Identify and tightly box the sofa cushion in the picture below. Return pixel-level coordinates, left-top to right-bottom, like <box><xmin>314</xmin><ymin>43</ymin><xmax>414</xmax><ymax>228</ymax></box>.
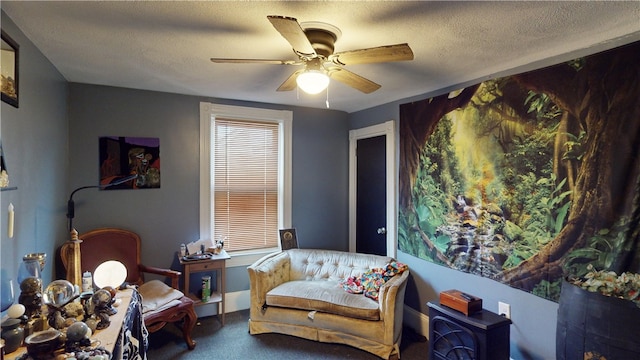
<box><xmin>266</xmin><ymin>280</ymin><xmax>380</xmax><ymax>320</ymax></box>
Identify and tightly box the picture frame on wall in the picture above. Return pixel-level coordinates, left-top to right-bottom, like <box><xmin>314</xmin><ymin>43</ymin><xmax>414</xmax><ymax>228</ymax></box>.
<box><xmin>99</xmin><ymin>136</ymin><xmax>161</xmax><ymax>189</ymax></box>
<box><xmin>1</xmin><ymin>30</ymin><xmax>19</xmax><ymax>108</ymax></box>
<box><xmin>0</xmin><ymin>141</ymin><xmax>10</xmax><ymax>189</ymax></box>
<box><xmin>279</xmin><ymin>228</ymin><xmax>299</xmax><ymax>250</ymax></box>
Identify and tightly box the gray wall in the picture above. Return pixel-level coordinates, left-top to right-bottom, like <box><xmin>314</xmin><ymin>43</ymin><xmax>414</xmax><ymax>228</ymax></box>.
<box><xmin>1</xmin><ymin>12</ymin><xmax>68</xmax><ymax>288</ymax></box>
<box><xmin>67</xmin><ymin>83</ymin><xmax>349</xmax><ymax>293</ymax></box>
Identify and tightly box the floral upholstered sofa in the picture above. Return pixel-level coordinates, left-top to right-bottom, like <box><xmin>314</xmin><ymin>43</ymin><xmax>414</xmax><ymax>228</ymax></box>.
<box><xmin>247</xmin><ymin>249</ymin><xmax>409</xmax><ymax>359</ymax></box>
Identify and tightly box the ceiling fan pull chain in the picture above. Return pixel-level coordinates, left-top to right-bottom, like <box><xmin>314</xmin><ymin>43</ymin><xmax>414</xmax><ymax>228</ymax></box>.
<box><xmin>325</xmin><ymin>85</ymin><xmax>330</xmax><ymax>108</ymax></box>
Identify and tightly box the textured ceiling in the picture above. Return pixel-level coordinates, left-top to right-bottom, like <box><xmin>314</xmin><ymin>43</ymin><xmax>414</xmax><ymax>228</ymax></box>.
<box><xmin>3</xmin><ymin>1</ymin><xmax>640</xmax><ymax>113</ymax></box>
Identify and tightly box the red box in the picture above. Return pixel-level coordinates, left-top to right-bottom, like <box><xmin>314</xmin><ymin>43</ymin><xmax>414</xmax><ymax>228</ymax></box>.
<box><xmin>439</xmin><ymin>289</ymin><xmax>482</xmax><ymax>316</ymax></box>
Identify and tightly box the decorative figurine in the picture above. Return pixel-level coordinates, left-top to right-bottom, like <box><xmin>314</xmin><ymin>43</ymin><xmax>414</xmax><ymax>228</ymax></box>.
<box><xmin>90</xmin><ymin>289</ymin><xmax>113</xmax><ymax>330</ymax></box>
<box><xmin>208</xmin><ymin>235</ymin><xmax>226</xmax><ymax>254</ymax></box>
<box><xmin>65</xmin><ymin>321</ymin><xmax>92</xmax><ymax>352</ymax></box>
<box><xmin>42</xmin><ymin>280</ymin><xmax>79</xmax><ymax>330</ymax></box>
<box><xmin>63</xmin><ymin>301</ymin><xmax>85</xmax><ymax>321</ymax></box>
<box><xmin>101</xmin><ymin>286</ymin><xmax>118</xmax><ymax>315</ymax></box>
<box><xmin>63</xmin><ymin>229</ymin><xmax>84</xmax><ymax>289</ymax></box>
<box><xmin>18</xmin><ymin>277</ymin><xmax>43</xmax><ymax>320</ymax></box>
<box><xmin>46</xmin><ymin>306</ymin><xmax>66</xmax><ymax>330</ymax></box>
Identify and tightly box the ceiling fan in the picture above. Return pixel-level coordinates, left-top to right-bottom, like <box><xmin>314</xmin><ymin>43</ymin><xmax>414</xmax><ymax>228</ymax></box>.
<box><xmin>210</xmin><ymin>15</ymin><xmax>414</xmax><ymax>94</ymax></box>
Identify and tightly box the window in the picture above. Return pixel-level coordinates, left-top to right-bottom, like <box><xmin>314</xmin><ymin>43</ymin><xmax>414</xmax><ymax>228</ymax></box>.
<box><xmin>200</xmin><ymin>103</ymin><xmax>292</xmax><ymax>266</ymax></box>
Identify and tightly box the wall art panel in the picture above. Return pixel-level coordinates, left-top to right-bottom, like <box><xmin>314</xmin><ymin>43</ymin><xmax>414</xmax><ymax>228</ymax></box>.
<box><xmin>399</xmin><ymin>41</ymin><xmax>640</xmax><ymax>301</ymax></box>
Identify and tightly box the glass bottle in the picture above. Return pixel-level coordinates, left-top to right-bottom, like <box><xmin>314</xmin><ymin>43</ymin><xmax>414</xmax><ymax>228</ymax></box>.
<box><xmin>82</xmin><ymin>271</ymin><xmax>93</xmax><ymax>293</ymax></box>
<box><xmin>17</xmin><ymin>256</ymin><xmax>42</xmax><ymax>290</ymax></box>
<box><xmin>1</xmin><ymin>277</ymin><xmax>15</xmax><ymax>313</ymax></box>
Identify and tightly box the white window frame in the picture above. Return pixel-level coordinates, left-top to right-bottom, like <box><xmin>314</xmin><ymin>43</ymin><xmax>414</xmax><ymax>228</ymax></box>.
<box><xmin>200</xmin><ymin>102</ymin><xmax>292</xmax><ymax>267</ymax></box>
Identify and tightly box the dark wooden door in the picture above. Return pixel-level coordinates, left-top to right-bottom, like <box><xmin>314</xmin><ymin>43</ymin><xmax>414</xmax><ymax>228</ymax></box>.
<box><xmin>356</xmin><ymin>135</ymin><xmax>387</xmax><ymax>256</ymax></box>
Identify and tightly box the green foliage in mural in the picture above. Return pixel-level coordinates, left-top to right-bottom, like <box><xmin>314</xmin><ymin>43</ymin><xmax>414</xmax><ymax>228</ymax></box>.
<box><xmin>413</xmin><ymin>115</ymin><xmax>461</xmax><ymax>240</ymax></box>
<box><xmin>502</xmin><ymin>174</ymin><xmax>572</xmax><ymax>269</ymax></box>
<box><xmin>525</xmin><ymin>92</ymin><xmax>562</xmax><ymax>121</ymax></box>
<box><xmin>562</xmin><ymin>130</ymin><xmax>586</xmax><ymax>162</ymax></box>
<box><xmin>399</xmin><ymin>115</ymin><xmax>463</xmax><ymax>262</ymax></box>
<box><xmin>564</xmin><ymin>216</ymin><xmax>632</xmax><ymax>279</ymax></box>
<box><xmin>532</xmin><ymin>278</ymin><xmax>563</xmax><ymax>301</ymax></box>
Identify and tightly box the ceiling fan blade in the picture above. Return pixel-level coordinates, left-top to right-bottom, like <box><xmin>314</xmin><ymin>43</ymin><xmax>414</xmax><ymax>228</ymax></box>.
<box><xmin>267</xmin><ymin>15</ymin><xmax>316</xmax><ymax>58</ymax></box>
<box><xmin>326</xmin><ymin>67</ymin><xmax>381</xmax><ymax>94</ymax></box>
<box><xmin>277</xmin><ymin>70</ymin><xmax>303</xmax><ymax>92</ymax></box>
<box><xmin>210</xmin><ymin>58</ymin><xmax>300</xmax><ymax>65</ymax></box>
<box><xmin>328</xmin><ymin>43</ymin><xmax>414</xmax><ymax>66</ymax></box>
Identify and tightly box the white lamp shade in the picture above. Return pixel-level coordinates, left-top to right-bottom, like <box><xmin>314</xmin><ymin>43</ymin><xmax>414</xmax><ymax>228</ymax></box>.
<box><xmin>93</xmin><ymin>260</ymin><xmax>127</xmax><ymax>289</ymax></box>
<box><xmin>296</xmin><ymin>70</ymin><xmax>330</xmax><ymax>94</ymax></box>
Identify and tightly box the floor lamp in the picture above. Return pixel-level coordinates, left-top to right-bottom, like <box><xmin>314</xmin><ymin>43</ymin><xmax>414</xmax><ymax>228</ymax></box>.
<box><xmin>63</xmin><ymin>174</ymin><xmax>138</xmax><ymax>287</ymax></box>
<box><xmin>66</xmin><ymin>174</ymin><xmax>138</xmax><ymax>232</ymax></box>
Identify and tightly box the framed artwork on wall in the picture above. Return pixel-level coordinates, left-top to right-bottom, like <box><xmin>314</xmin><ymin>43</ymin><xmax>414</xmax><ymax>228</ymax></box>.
<box><xmin>99</xmin><ymin>136</ymin><xmax>161</xmax><ymax>189</ymax></box>
<box><xmin>0</xmin><ymin>141</ymin><xmax>11</xmax><ymax>189</ymax></box>
<box><xmin>1</xmin><ymin>30</ymin><xmax>19</xmax><ymax>108</ymax></box>
<box><xmin>279</xmin><ymin>228</ymin><xmax>298</xmax><ymax>250</ymax></box>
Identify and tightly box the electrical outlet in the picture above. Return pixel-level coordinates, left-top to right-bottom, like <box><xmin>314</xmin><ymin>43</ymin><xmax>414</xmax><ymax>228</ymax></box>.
<box><xmin>498</xmin><ymin>301</ymin><xmax>511</xmax><ymax>319</ymax></box>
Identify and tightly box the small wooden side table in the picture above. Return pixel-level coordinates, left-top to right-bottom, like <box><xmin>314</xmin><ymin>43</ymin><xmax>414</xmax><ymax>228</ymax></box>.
<box><xmin>178</xmin><ymin>250</ymin><xmax>230</xmax><ymax>325</ymax></box>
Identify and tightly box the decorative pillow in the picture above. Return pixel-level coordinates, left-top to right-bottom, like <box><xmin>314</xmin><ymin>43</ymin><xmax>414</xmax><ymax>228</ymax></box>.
<box><xmin>339</xmin><ymin>261</ymin><xmax>408</xmax><ymax>301</ymax></box>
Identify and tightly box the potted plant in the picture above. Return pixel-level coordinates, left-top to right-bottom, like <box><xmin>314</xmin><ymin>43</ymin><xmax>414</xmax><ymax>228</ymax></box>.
<box><xmin>557</xmin><ymin>265</ymin><xmax>640</xmax><ymax>360</ymax></box>
<box><xmin>569</xmin><ymin>264</ymin><xmax>640</xmax><ymax>306</ymax></box>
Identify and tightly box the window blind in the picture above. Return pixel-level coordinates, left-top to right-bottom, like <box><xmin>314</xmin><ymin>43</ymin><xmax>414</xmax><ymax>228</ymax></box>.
<box><xmin>213</xmin><ymin>118</ymin><xmax>279</xmax><ymax>251</ymax></box>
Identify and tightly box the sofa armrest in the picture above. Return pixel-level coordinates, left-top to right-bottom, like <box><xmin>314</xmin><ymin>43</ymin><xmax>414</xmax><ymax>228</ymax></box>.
<box><xmin>378</xmin><ymin>270</ymin><xmax>410</xmax><ymax>342</ymax></box>
<box><xmin>247</xmin><ymin>251</ymin><xmax>291</xmax><ymax>310</ymax></box>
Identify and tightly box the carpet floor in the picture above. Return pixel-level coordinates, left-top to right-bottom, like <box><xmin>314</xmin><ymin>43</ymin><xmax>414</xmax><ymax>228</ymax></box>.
<box><xmin>147</xmin><ymin>310</ymin><xmax>428</xmax><ymax>359</ymax></box>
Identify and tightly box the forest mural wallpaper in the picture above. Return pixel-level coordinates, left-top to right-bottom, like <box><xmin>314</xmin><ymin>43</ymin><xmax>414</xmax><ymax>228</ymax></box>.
<box><xmin>398</xmin><ymin>40</ymin><xmax>640</xmax><ymax>302</ymax></box>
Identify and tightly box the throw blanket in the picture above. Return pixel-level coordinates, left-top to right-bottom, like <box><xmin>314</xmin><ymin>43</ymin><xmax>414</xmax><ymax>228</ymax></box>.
<box><xmin>340</xmin><ymin>262</ymin><xmax>408</xmax><ymax>301</ymax></box>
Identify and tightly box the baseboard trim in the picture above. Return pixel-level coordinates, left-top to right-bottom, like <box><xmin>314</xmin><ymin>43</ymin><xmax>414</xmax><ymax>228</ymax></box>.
<box><xmin>403</xmin><ymin>305</ymin><xmax>430</xmax><ymax>340</ymax></box>
<box><xmin>226</xmin><ymin>289</ymin><xmax>251</xmax><ymax>313</ymax></box>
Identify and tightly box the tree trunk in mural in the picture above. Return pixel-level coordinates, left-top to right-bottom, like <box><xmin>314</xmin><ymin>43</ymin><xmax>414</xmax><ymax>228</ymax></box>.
<box><xmin>399</xmin><ymin>85</ymin><xmax>480</xmax><ymax>262</ymax></box>
<box><xmin>399</xmin><ymin>84</ymin><xmax>480</xmax><ymax>209</ymax></box>
<box><xmin>553</xmin><ymin>111</ymin><xmax>580</xmax><ymax>194</ymax></box>
<box><xmin>501</xmin><ymin>42</ymin><xmax>640</xmax><ymax>290</ymax></box>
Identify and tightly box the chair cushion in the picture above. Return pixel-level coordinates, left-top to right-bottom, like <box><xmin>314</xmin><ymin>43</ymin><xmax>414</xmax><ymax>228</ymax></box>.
<box><xmin>138</xmin><ymin>280</ymin><xmax>185</xmax><ymax>314</ymax></box>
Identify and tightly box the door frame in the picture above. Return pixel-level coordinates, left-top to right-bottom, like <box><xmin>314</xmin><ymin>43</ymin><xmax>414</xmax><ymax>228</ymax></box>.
<box><xmin>349</xmin><ymin>120</ymin><xmax>397</xmax><ymax>257</ymax></box>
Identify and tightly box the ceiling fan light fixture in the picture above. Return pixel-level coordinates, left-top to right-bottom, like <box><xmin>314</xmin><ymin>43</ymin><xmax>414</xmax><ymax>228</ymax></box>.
<box><xmin>296</xmin><ymin>70</ymin><xmax>330</xmax><ymax>94</ymax></box>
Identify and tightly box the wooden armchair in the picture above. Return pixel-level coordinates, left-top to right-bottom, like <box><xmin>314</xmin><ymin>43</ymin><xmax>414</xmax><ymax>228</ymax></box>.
<box><xmin>60</xmin><ymin>228</ymin><xmax>197</xmax><ymax>350</ymax></box>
